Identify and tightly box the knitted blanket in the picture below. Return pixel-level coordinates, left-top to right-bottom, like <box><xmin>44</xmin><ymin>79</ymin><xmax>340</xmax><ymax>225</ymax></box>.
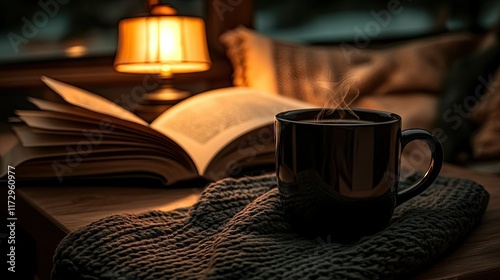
<box><xmin>52</xmin><ymin>173</ymin><xmax>489</xmax><ymax>280</ymax></box>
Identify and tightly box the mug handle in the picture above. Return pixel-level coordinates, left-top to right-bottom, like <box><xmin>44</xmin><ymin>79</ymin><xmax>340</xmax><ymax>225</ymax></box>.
<box><xmin>396</xmin><ymin>129</ymin><xmax>443</xmax><ymax>206</ymax></box>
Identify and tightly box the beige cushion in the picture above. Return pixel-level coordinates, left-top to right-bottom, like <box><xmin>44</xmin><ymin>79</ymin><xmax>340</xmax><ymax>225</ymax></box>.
<box><xmin>220</xmin><ymin>26</ymin><xmax>479</xmax><ymax>130</ymax></box>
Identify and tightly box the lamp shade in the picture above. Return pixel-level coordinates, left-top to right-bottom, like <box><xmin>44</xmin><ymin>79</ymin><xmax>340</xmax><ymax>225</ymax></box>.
<box><xmin>114</xmin><ymin>15</ymin><xmax>211</xmax><ymax>76</ymax></box>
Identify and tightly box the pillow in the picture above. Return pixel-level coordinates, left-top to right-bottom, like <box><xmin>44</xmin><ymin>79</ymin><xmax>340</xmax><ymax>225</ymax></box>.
<box><xmin>470</xmin><ymin>69</ymin><xmax>500</xmax><ymax>159</ymax></box>
<box><xmin>435</xmin><ymin>32</ymin><xmax>500</xmax><ymax>163</ymax></box>
<box><xmin>220</xmin><ymin>26</ymin><xmax>479</xmax><ymax>101</ymax></box>
<box><xmin>220</xmin><ymin>26</ymin><xmax>480</xmax><ymax>129</ymax></box>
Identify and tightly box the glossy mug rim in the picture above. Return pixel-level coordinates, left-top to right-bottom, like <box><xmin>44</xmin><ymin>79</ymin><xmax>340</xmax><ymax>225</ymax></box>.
<box><xmin>275</xmin><ymin>108</ymin><xmax>402</xmax><ymax>126</ymax></box>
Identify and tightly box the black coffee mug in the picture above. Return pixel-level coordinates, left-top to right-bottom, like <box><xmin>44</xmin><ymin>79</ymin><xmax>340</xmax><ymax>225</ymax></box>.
<box><xmin>275</xmin><ymin>108</ymin><xmax>443</xmax><ymax>242</ymax></box>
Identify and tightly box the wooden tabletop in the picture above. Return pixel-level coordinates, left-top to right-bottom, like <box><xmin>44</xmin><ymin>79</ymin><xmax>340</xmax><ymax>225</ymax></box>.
<box><xmin>19</xmin><ymin>185</ymin><xmax>202</xmax><ymax>233</ymax></box>
<box><xmin>15</xmin><ymin>164</ymin><xmax>500</xmax><ymax>279</ymax></box>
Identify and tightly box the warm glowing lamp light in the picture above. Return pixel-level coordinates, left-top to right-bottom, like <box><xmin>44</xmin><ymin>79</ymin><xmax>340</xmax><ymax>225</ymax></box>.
<box><xmin>114</xmin><ymin>4</ymin><xmax>211</xmax><ymax>104</ymax></box>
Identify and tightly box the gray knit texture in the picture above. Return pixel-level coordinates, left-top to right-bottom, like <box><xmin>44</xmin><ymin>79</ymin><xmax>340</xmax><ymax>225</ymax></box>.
<box><xmin>52</xmin><ymin>173</ymin><xmax>489</xmax><ymax>280</ymax></box>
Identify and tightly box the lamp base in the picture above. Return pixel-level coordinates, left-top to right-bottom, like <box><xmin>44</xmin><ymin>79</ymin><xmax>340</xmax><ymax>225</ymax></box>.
<box><xmin>135</xmin><ymin>85</ymin><xmax>191</xmax><ymax>122</ymax></box>
<box><xmin>143</xmin><ymin>86</ymin><xmax>191</xmax><ymax>104</ymax></box>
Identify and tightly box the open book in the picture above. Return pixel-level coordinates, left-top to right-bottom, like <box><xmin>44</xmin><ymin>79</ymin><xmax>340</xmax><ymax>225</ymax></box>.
<box><xmin>1</xmin><ymin>77</ymin><xmax>312</xmax><ymax>185</ymax></box>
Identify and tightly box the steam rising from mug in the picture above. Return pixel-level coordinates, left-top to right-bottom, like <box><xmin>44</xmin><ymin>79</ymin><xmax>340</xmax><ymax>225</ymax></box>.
<box><xmin>315</xmin><ymin>74</ymin><xmax>360</xmax><ymax>121</ymax></box>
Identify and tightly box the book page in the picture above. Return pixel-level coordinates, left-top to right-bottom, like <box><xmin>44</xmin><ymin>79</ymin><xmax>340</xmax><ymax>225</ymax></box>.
<box><xmin>150</xmin><ymin>87</ymin><xmax>313</xmax><ymax>174</ymax></box>
<box><xmin>12</xmin><ymin>125</ymin><xmax>155</xmax><ymax>148</ymax></box>
<box><xmin>27</xmin><ymin>98</ymin><xmax>176</xmax><ymax>146</ymax></box>
<box><xmin>41</xmin><ymin>76</ymin><xmax>148</xmax><ymax>126</ymax></box>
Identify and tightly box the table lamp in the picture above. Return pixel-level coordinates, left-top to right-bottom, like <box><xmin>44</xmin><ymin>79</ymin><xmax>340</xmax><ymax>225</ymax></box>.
<box><xmin>114</xmin><ymin>2</ymin><xmax>211</xmax><ymax>119</ymax></box>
